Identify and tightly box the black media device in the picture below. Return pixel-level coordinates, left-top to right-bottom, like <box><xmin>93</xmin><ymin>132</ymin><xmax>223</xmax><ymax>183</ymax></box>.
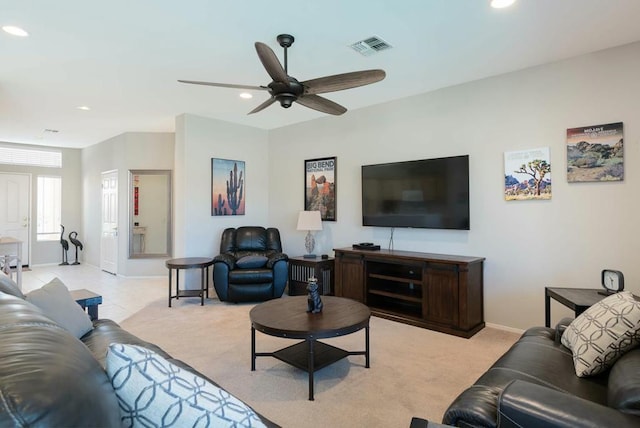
<box><xmin>353</xmin><ymin>243</ymin><xmax>381</xmax><ymax>251</ymax></box>
<box><xmin>361</xmin><ymin>155</ymin><xmax>470</xmax><ymax>230</ymax></box>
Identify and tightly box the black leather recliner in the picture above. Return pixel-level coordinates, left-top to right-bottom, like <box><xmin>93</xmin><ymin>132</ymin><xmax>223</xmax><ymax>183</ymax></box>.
<box><xmin>213</xmin><ymin>227</ymin><xmax>288</xmax><ymax>303</ymax></box>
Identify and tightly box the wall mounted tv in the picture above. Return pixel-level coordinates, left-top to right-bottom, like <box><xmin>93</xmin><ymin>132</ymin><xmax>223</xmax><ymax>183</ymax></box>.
<box><xmin>361</xmin><ymin>155</ymin><xmax>470</xmax><ymax>230</ymax></box>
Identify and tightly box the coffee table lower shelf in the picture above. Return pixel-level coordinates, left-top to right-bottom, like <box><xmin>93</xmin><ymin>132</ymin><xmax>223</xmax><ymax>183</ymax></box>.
<box><xmin>253</xmin><ymin>337</ymin><xmax>367</xmax><ymax>401</ymax></box>
<box><xmin>270</xmin><ymin>341</ymin><xmax>350</xmax><ymax>372</ymax></box>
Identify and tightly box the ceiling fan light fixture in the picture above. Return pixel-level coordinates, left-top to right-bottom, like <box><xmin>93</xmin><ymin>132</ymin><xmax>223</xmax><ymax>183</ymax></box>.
<box><xmin>239</xmin><ymin>92</ymin><xmax>253</xmax><ymax>99</ymax></box>
<box><xmin>276</xmin><ymin>94</ymin><xmax>297</xmax><ymax>108</ymax></box>
<box><xmin>2</xmin><ymin>25</ymin><xmax>29</xmax><ymax>37</ymax></box>
<box><xmin>490</xmin><ymin>0</ymin><xmax>516</xmax><ymax>8</ymax></box>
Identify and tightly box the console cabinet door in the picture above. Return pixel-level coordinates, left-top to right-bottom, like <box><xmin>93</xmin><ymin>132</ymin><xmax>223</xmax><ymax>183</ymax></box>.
<box><xmin>335</xmin><ymin>253</ymin><xmax>364</xmax><ymax>302</ymax></box>
<box><xmin>424</xmin><ymin>264</ymin><xmax>459</xmax><ymax>326</ymax></box>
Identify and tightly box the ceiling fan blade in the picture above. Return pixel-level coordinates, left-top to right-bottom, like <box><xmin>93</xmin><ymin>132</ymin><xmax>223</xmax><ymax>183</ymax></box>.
<box><xmin>254</xmin><ymin>42</ymin><xmax>289</xmax><ymax>83</ymax></box>
<box><xmin>178</xmin><ymin>80</ymin><xmax>268</xmax><ymax>91</ymax></box>
<box><xmin>296</xmin><ymin>94</ymin><xmax>347</xmax><ymax>116</ymax></box>
<box><xmin>302</xmin><ymin>69</ymin><xmax>386</xmax><ymax>95</ymax></box>
<box><xmin>248</xmin><ymin>97</ymin><xmax>277</xmax><ymax>115</ymax></box>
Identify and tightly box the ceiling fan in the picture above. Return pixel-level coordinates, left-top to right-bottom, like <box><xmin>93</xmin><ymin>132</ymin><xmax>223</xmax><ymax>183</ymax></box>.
<box><xmin>178</xmin><ymin>34</ymin><xmax>386</xmax><ymax>116</ymax></box>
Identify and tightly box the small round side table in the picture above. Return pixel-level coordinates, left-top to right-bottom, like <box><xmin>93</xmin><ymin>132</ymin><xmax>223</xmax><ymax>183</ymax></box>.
<box><xmin>166</xmin><ymin>257</ymin><xmax>214</xmax><ymax>307</ymax></box>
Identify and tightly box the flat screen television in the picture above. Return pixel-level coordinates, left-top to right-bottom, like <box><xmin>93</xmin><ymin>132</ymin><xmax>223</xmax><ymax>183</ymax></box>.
<box><xmin>361</xmin><ymin>155</ymin><xmax>470</xmax><ymax>230</ymax></box>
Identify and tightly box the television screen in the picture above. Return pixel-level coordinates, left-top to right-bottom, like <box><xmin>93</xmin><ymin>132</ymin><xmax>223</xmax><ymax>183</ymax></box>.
<box><xmin>361</xmin><ymin>155</ymin><xmax>470</xmax><ymax>230</ymax></box>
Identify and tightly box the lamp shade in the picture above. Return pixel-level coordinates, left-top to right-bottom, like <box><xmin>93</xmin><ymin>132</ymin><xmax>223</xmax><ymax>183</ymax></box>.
<box><xmin>296</xmin><ymin>210</ymin><xmax>322</xmax><ymax>231</ymax></box>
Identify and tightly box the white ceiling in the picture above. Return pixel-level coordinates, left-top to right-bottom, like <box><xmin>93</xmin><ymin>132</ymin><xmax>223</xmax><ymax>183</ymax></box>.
<box><xmin>3</xmin><ymin>0</ymin><xmax>640</xmax><ymax>149</ymax></box>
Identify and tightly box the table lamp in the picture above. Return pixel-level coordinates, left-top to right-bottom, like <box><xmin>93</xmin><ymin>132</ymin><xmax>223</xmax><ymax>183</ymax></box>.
<box><xmin>296</xmin><ymin>210</ymin><xmax>322</xmax><ymax>258</ymax></box>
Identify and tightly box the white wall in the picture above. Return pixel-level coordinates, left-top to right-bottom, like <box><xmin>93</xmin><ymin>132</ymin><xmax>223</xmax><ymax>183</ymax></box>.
<box><xmin>268</xmin><ymin>41</ymin><xmax>640</xmax><ymax>330</ymax></box>
<box><xmin>81</xmin><ymin>132</ymin><xmax>174</xmax><ymax>276</ymax></box>
<box><xmin>0</xmin><ymin>142</ymin><xmax>82</xmax><ymax>265</ymax></box>
<box><xmin>173</xmin><ymin>114</ymin><xmax>270</xmax><ymax>259</ymax></box>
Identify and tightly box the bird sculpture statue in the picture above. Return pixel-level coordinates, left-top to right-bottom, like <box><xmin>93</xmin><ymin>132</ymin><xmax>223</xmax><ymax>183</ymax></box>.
<box><xmin>69</xmin><ymin>231</ymin><xmax>83</xmax><ymax>265</ymax></box>
<box><xmin>59</xmin><ymin>224</ymin><xmax>69</xmax><ymax>265</ymax></box>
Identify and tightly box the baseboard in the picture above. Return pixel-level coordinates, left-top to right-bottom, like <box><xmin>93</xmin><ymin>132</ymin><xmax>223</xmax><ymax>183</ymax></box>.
<box><xmin>120</xmin><ymin>275</ymin><xmax>166</xmax><ymax>279</ymax></box>
<box><xmin>485</xmin><ymin>322</ymin><xmax>525</xmax><ymax>335</ymax></box>
<box><xmin>30</xmin><ymin>262</ymin><xmax>62</xmax><ymax>267</ymax></box>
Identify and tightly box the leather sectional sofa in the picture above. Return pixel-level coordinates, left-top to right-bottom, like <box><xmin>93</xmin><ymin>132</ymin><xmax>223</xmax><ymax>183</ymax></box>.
<box><xmin>0</xmin><ymin>274</ymin><xmax>277</xmax><ymax>427</ymax></box>
<box><xmin>442</xmin><ymin>319</ymin><xmax>640</xmax><ymax>427</ymax></box>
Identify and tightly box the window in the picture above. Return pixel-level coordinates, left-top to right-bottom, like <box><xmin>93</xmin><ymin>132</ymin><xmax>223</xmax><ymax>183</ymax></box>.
<box><xmin>0</xmin><ymin>145</ymin><xmax>62</xmax><ymax>168</ymax></box>
<box><xmin>37</xmin><ymin>176</ymin><xmax>62</xmax><ymax>241</ymax></box>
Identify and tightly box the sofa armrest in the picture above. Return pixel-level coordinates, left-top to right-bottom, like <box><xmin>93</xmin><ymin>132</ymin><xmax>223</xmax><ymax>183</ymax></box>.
<box><xmin>213</xmin><ymin>253</ymin><xmax>236</xmax><ymax>269</ymax></box>
<box><xmin>266</xmin><ymin>252</ymin><xmax>288</xmax><ymax>269</ymax></box>
<box><xmin>498</xmin><ymin>380</ymin><xmax>640</xmax><ymax>428</ymax></box>
<box><xmin>554</xmin><ymin>317</ymin><xmax>573</xmax><ymax>344</ymax></box>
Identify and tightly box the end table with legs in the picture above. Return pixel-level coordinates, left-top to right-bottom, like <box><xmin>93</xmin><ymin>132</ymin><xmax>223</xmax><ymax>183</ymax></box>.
<box><xmin>166</xmin><ymin>257</ymin><xmax>214</xmax><ymax>307</ymax></box>
<box><xmin>71</xmin><ymin>289</ymin><xmax>102</xmax><ymax>321</ymax></box>
<box><xmin>544</xmin><ymin>287</ymin><xmax>607</xmax><ymax>327</ymax></box>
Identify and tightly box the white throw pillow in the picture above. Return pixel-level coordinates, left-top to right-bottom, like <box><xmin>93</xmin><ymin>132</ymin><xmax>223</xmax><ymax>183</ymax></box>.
<box><xmin>106</xmin><ymin>343</ymin><xmax>267</xmax><ymax>428</ymax></box>
<box><xmin>561</xmin><ymin>291</ymin><xmax>640</xmax><ymax>377</ymax></box>
<box><xmin>25</xmin><ymin>277</ymin><xmax>93</xmax><ymax>338</ymax></box>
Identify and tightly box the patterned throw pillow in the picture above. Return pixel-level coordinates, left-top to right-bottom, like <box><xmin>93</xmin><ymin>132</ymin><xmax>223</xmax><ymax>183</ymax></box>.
<box><xmin>106</xmin><ymin>343</ymin><xmax>266</xmax><ymax>428</ymax></box>
<box><xmin>561</xmin><ymin>291</ymin><xmax>640</xmax><ymax>377</ymax></box>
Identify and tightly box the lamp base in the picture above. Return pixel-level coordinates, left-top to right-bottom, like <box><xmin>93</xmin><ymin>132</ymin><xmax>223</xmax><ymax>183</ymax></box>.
<box><xmin>303</xmin><ymin>254</ymin><xmax>317</xmax><ymax>259</ymax></box>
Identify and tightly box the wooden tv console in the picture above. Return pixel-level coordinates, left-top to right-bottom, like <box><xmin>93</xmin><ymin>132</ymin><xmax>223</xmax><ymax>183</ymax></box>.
<box><xmin>334</xmin><ymin>247</ymin><xmax>485</xmax><ymax>338</ymax></box>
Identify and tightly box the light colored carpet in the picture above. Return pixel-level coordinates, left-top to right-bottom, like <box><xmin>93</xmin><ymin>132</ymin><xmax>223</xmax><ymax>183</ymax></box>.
<box><xmin>121</xmin><ymin>296</ymin><xmax>519</xmax><ymax>428</ymax></box>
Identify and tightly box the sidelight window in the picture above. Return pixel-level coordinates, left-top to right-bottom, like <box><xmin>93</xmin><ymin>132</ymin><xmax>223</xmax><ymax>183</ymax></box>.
<box><xmin>36</xmin><ymin>176</ymin><xmax>62</xmax><ymax>241</ymax></box>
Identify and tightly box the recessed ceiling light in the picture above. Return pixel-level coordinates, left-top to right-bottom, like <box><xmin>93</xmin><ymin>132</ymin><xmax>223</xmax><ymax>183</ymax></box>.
<box><xmin>2</xmin><ymin>25</ymin><xmax>29</xmax><ymax>37</ymax></box>
<box><xmin>239</xmin><ymin>93</ymin><xmax>253</xmax><ymax>99</ymax></box>
<box><xmin>490</xmin><ymin>0</ymin><xmax>516</xmax><ymax>8</ymax></box>
<box><xmin>77</xmin><ymin>106</ymin><xmax>91</xmax><ymax>111</ymax></box>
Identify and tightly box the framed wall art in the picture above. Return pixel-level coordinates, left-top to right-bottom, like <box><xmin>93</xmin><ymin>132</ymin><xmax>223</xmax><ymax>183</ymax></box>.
<box><xmin>211</xmin><ymin>158</ymin><xmax>245</xmax><ymax>216</ymax></box>
<box><xmin>567</xmin><ymin>122</ymin><xmax>623</xmax><ymax>182</ymax></box>
<box><xmin>304</xmin><ymin>156</ymin><xmax>336</xmax><ymax>221</ymax></box>
<box><xmin>504</xmin><ymin>147</ymin><xmax>551</xmax><ymax>201</ymax></box>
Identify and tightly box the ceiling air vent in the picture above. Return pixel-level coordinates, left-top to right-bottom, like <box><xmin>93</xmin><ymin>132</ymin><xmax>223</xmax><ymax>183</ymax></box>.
<box><xmin>349</xmin><ymin>36</ymin><xmax>392</xmax><ymax>57</ymax></box>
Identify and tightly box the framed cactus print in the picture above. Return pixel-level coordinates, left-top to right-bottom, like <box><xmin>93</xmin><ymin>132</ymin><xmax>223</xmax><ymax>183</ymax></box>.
<box><xmin>211</xmin><ymin>158</ymin><xmax>245</xmax><ymax>216</ymax></box>
<box><xmin>304</xmin><ymin>156</ymin><xmax>336</xmax><ymax>221</ymax></box>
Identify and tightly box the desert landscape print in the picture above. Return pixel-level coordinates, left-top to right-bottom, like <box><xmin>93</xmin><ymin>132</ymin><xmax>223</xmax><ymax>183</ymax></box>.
<box><xmin>504</xmin><ymin>147</ymin><xmax>552</xmax><ymax>201</ymax></box>
<box><xmin>567</xmin><ymin>122</ymin><xmax>623</xmax><ymax>182</ymax></box>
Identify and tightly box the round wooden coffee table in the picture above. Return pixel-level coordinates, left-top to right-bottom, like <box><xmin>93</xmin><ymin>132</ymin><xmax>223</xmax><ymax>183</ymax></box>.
<box><xmin>250</xmin><ymin>296</ymin><xmax>371</xmax><ymax>400</ymax></box>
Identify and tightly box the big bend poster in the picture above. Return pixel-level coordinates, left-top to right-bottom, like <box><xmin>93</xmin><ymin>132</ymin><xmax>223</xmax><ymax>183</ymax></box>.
<box><xmin>304</xmin><ymin>157</ymin><xmax>336</xmax><ymax>221</ymax></box>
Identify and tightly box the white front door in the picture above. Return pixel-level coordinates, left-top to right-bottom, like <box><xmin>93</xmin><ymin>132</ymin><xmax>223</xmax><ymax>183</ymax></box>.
<box><xmin>0</xmin><ymin>173</ymin><xmax>30</xmax><ymax>266</ymax></box>
<box><xmin>100</xmin><ymin>171</ymin><xmax>118</xmax><ymax>274</ymax></box>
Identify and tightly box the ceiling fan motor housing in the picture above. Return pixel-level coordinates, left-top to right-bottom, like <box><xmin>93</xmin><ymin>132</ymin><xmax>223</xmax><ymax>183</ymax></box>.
<box><xmin>268</xmin><ymin>78</ymin><xmax>304</xmax><ymax>108</ymax></box>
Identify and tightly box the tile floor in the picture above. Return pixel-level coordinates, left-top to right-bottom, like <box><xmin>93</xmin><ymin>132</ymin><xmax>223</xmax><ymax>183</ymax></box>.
<box><xmin>21</xmin><ymin>264</ymin><xmax>167</xmax><ymax>323</ymax></box>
